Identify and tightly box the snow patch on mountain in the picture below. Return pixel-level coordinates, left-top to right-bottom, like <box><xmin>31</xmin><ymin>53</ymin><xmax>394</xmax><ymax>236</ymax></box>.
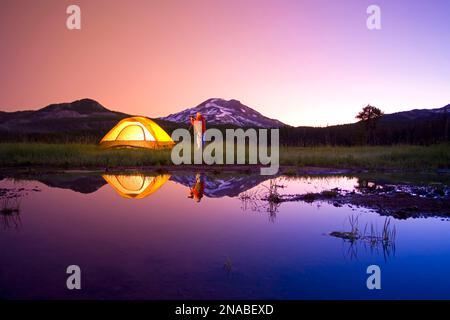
<box><xmin>160</xmin><ymin>98</ymin><xmax>285</xmax><ymax>128</ymax></box>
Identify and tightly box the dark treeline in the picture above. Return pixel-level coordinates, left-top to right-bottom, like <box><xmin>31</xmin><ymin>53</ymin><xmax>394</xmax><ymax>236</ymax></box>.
<box><xmin>0</xmin><ymin>116</ymin><xmax>448</xmax><ymax>146</ymax></box>
<box><xmin>280</xmin><ymin>116</ymin><xmax>449</xmax><ymax>146</ymax></box>
<box><xmin>0</xmin><ymin>130</ymin><xmax>107</xmax><ymax>144</ymax></box>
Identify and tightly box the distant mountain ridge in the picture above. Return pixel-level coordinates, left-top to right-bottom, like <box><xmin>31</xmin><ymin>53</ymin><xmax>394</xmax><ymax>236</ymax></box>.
<box><xmin>0</xmin><ymin>98</ymin><xmax>448</xmax><ymax>144</ymax></box>
<box><xmin>38</xmin><ymin>98</ymin><xmax>111</xmax><ymax>115</ymax></box>
<box><xmin>380</xmin><ymin>104</ymin><xmax>450</xmax><ymax>123</ymax></box>
<box><xmin>160</xmin><ymin>98</ymin><xmax>286</xmax><ymax>128</ymax></box>
<box><xmin>0</xmin><ymin>98</ymin><xmax>128</xmax><ymax>133</ymax></box>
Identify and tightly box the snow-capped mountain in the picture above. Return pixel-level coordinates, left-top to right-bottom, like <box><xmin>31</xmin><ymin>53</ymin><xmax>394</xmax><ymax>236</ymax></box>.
<box><xmin>160</xmin><ymin>98</ymin><xmax>286</xmax><ymax>128</ymax></box>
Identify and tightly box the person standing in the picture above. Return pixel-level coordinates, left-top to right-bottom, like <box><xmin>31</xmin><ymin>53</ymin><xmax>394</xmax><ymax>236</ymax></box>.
<box><xmin>190</xmin><ymin>112</ymin><xmax>206</xmax><ymax>149</ymax></box>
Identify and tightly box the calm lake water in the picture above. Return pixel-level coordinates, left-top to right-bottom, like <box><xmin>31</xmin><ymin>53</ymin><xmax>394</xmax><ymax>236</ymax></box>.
<box><xmin>0</xmin><ymin>172</ymin><xmax>449</xmax><ymax>299</ymax></box>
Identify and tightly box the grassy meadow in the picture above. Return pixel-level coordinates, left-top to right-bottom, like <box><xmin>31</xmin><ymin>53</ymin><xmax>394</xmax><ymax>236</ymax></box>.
<box><xmin>279</xmin><ymin>144</ymin><xmax>450</xmax><ymax>170</ymax></box>
<box><xmin>0</xmin><ymin>143</ymin><xmax>448</xmax><ymax>171</ymax></box>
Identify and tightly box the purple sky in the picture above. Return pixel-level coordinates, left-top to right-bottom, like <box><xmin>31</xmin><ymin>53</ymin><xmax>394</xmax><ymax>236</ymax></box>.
<box><xmin>0</xmin><ymin>0</ymin><xmax>449</xmax><ymax>126</ymax></box>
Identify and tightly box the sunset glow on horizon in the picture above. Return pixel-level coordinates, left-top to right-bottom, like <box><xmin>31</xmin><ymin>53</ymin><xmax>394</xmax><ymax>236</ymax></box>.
<box><xmin>0</xmin><ymin>0</ymin><xmax>449</xmax><ymax>126</ymax></box>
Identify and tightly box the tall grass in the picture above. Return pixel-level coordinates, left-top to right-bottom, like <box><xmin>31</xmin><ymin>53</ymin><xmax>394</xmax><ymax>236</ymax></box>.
<box><xmin>279</xmin><ymin>144</ymin><xmax>450</xmax><ymax>170</ymax></box>
<box><xmin>0</xmin><ymin>143</ymin><xmax>172</xmax><ymax>167</ymax></box>
<box><xmin>0</xmin><ymin>143</ymin><xmax>448</xmax><ymax>169</ymax></box>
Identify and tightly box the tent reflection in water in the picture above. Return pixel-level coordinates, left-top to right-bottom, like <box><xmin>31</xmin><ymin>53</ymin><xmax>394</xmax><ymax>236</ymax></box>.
<box><xmin>100</xmin><ymin>116</ymin><xmax>174</xmax><ymax>149</ymax></box>
<box><xmin>103</xmin><ymin>174</ymin><xmax>171</xmax><ymax>199</ymax></box>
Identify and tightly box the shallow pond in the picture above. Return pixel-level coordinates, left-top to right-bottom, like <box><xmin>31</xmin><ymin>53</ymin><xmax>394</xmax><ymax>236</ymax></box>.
<box><xmin>0</xmin><ymin>172</ymin><xmax>449</xmax><ymax>299</ymax></box>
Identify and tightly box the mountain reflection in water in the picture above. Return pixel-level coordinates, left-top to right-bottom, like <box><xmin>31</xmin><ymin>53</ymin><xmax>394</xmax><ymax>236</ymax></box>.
<box><xmin>16</xmin><ymin>171</ymin><xmax>274</xmax><ymax>200</ymax></box>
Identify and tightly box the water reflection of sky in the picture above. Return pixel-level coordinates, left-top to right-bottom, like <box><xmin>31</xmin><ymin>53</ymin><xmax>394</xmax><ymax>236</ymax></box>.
<box><xmin>0</xmin><ymin>174</ymin><xmax>449</xmax><ymax>299</ymax></box>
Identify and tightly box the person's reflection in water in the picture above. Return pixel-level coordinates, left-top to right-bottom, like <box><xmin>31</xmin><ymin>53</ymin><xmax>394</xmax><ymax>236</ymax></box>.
<box><xmin>188</xmin><ymin>173</ymin><xmax>204</xmax><ymax>203</ymax></box>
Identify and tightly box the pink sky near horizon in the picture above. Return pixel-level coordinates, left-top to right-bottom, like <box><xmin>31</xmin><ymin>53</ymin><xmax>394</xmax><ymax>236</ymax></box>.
<box><xmin>0</xmin><ymin>0</ymin><xmax>449</xmax><ymax>126</ymax></box>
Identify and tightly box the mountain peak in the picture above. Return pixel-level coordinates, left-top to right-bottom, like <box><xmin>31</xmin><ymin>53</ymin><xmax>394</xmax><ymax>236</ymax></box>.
<box><xmin>380</xmin><ymin>104</ymin><xmax>450</xmax><ymax>123</ymax></box>
<box><xmin>39</xmin><ymin>98</ymin><xmax>109</xmax><ymax>114</ymax></box>
<box><xmin>0</xmin><ymin>98</ymin><xmax>127</xmax><ymax>134</ymax></box>
<box><xmin>160</xmin><ymin>98</ymin><xmax>285</xmax><ymax>128</ymax></box>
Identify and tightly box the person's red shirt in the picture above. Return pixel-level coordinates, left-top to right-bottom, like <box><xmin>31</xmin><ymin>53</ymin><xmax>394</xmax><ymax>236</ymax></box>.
<box><xmin>190</xmin><ymin>115</ymin><xmax>206</xmax><ymax>132</ymax></box>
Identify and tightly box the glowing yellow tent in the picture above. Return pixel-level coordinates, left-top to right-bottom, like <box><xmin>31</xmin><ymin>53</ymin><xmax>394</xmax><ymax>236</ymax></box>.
<box><xmin>103</xmin><ymin>174</ymin><xmax>171</xmax><ymax>199</ymax></box>
<box><xmin>100</xmin><ymin>116</ymin><xmax>174</xmax><ymax>149</ymax></box>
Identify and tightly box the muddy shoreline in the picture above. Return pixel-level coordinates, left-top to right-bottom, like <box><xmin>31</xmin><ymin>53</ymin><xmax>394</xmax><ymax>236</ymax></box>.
<box><xmin>275</xmin><ymin>185</ymin><xmax>450</xmax><ymax>219</ymax></box>
<box><xmin>1</xmin><ymin>164</ymin><xmax>448</xmax><ymax>176</ymax></box>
